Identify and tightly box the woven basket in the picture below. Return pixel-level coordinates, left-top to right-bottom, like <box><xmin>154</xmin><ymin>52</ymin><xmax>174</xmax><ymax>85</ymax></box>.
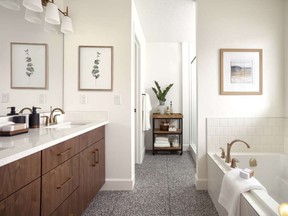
<box><xmin>160</xmin><ymin>122</ymin><xmax>169</xmax><ymax>131</ymax></box>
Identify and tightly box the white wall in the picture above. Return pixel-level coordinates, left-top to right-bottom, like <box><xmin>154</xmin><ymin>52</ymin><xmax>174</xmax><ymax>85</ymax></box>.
<box><xmin>197</xmin><ymin>0</ymin><xmax>285</xmax><ymax>189</ymax></box>
<box><xmin>0</xmin><ymin>7</ymin><xmax>63</xmax><ymax>115</ymax></box>
<box><xmin>64</xmin><ymin>0</ymin><xmax>134</xmax><ymax>190</ymax></box>
<box><xmin>144</xmin><ymin>42</ymin><xmax>182</xmax><ymax>149</ymax></box>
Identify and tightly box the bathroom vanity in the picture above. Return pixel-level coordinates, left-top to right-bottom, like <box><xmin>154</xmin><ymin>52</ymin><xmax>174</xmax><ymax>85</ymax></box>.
<box><xmin>0</xmin><ymin>121</ymin><xmax>107</xmax><ymax>216</ymax></box>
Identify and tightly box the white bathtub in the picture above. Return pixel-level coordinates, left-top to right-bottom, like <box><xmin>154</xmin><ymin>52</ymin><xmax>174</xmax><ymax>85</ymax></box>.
<box><xmin>207</xmin><ymin>152</ymin><xmax>288</xmax><ymax>216</ymax></box>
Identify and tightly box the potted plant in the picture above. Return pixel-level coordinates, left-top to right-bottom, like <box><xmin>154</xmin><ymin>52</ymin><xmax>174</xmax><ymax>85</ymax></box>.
<box><xmin>152</xmin><ymin>81</ymin><xmax>173</xmax><ymax>114</ymax></box>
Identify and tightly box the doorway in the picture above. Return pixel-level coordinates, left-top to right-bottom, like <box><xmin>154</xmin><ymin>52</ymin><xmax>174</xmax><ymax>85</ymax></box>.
<box><xmin>134</xmin><ymin>35</ymin><xmax>144</xmax><ymax>164</ymax></box>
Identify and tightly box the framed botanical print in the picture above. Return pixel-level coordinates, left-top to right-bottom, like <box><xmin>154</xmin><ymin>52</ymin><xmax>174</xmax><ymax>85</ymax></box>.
<box><xmin>79</xmin><ymin>46</ymin><xmax>113</xmax><ymax>91</ymax></box>
<box><xmin>11</xmin><ymin>43</ymin><xmax>48</xmax><ymax>89</ymax></box>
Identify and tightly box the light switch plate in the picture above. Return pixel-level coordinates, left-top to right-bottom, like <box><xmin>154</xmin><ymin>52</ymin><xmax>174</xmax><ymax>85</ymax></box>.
<box><xmin>114</xmin><ymin>95</ymin><xmax>122</xmax><ymax>105</ymax></box>
<box><xmin>1</xmin><ymin>93</ymin><xmax>9</xmax><ymax>103</ymax></box>
<box><xmin>39</xmin><ymin>94</ymin><xmax>46</xmax><ymax>104</ymax></box>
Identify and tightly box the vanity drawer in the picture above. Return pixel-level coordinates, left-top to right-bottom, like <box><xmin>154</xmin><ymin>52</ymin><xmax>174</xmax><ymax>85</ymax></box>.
<box><xmin>41</xmin><ymin>154</ymin><xmax>80</xmax><ymax>216</ymax></box>
<box><xmin>42</xmin><ymin>136</ymin><xmax>80</xmax><ymax>174</ymax></box>
<box><xmin>0</xmin><ymin>178</ymin><xmax>41</xmax><ymax>216</ymax></box>
<box><xmin>50</xmin><ymin>188</ymin><xmax>81</xmax><ymax>216</ymax></box>
<box><xmin>0</xmin><ymin>152</ymin><xmax>41</xmax><ymax>201</ymax></box>
<box><xmin>79</xmin><ymin>126</ymin><xmax>105</xmax><ymax>151</ymax></box>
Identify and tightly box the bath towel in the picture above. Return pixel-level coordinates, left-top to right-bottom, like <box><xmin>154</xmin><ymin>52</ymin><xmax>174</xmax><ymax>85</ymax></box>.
<box><xmin>142</xmin><ymin>93</ymin><xmax>152</xmax><ymax>131</ymax></box>
<box><xmin>218</xmin><ymin>168</ymin><xmax>267</xmax><ymax>216</ymax></box>
<box><xmin>155</xmin><ymin>136</ymin><xmax>169</xmax><ymax>142</ymax></box>
<box><xmin>154</xmin><ymin>143</ymin><xmax>170</xmax><ymax>148</ymax></box>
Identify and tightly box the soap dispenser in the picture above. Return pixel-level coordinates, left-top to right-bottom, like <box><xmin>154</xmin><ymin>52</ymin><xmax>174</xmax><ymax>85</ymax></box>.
<box><xmin>7</xmin><ymin>106</ymin><xmax>18</xmax><ymax>116</ymax></box>
<box><xmin>29</xmin><ymin>106</ymin><xmax>41</xmax><ymax>128</ymax></box>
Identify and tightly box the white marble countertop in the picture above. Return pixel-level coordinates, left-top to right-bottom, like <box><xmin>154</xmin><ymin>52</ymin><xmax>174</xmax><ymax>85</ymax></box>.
<box><xmin>0</xmin><ymin>120</ymin><xmax>109</xmax><ymax>167</ymax></box>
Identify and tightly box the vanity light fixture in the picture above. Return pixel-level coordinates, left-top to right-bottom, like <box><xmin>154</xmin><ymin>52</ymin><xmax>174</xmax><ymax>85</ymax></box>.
<box><xmin>44</xmin><ymin>0</ymin><xmax>60</xmax><ymax>25</ymax></box>
<box><xmin>0</xmin><ymin>0</ymin><xmax>73</xmax><ymax>34</ymax></box>
<box><xmin>60</xmin><ymin>7</ymin><xmax>73</xmax><ymax>34</ymax></box>
<box><xmin>23</xmin><ymin>0</ymin><xmax>43</xmax><ymax>12</ymax></box>
<box><xmin>0</xmin><ymin>0</ymin><xmax>21</xmax><ymax>11</ymax></box>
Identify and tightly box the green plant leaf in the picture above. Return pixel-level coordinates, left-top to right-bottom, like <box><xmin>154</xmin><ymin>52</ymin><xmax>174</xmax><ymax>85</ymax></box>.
<box><xmin>151</xmin><ymin>81</ymin><xmax>173</xmax><ymax>102</ymax></box>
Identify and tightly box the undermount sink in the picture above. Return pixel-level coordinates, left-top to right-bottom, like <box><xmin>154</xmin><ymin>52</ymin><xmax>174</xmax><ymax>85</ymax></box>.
<box><xmin>44</xmin><ymin>122</ymin><xmax>86</xmax><ymax>129</ymax></box>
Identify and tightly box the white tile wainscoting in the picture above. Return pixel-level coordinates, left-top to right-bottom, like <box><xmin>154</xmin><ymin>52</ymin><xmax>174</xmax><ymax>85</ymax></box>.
<box><xmin>207</xmin><ymin>117</ymin><xmax>287</xmax><ymax>154</ymax></box>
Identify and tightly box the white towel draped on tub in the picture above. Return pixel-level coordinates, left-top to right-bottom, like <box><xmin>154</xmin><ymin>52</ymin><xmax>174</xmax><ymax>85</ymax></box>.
<box><xmin>218</xmin><ymin>168</ymin><xmax>267</xmax><ymax>216</ymax></box>
<box><xmin>142</xmin><ymin>93</ymin><xmax>152</xmax><ymax>131</ymax></box>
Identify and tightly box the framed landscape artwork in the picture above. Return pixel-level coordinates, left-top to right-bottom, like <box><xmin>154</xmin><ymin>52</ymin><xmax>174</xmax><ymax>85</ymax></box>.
<box><xmin>79</xmin><ymin>46</ymin><xmax>113</xmax><ymax>91</ymax></box>
<box><xmin>11</xmin><ymin>43</ymin><xmax>48</xmax><ymax>89</ymax></box>
<box><xmin>220</xmin><ymin>49</ymin><xmax>262</xmax><ymax>95</ymax></box>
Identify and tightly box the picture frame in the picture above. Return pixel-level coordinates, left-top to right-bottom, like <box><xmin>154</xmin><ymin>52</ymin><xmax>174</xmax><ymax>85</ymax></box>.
<box><xmin>11</xmin><ymin>43</ymin><xmax>48</xmax><ymax>89</ymax></box>
<box><xmin>220</xmin><ymin>49</ymin><xmax>262</xmax><ymax>95</ymax></box>
<box><xmin>78</xmin><ymin>46</ymin><xmax>113</xmax><ymax>91</ymax></box>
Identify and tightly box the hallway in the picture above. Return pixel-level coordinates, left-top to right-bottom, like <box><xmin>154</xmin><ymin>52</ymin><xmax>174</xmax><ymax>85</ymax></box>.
<box><xmin>82</xmin><ymin>152</ymin><xmax>218</xmax><ymax>216</ymax></box>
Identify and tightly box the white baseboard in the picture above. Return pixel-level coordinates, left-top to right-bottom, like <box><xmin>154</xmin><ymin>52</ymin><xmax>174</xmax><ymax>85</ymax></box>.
<box><xmin>101</xmin><ymin>177</ymin><xmax>135</xmax><ymax>191</ymax></box>
<box><xmin>195</xmin><ymin>174</ymin><xmax>208</xmax><ymax>190</ymax></box>
<box><xmin>188</xmin><ymin>144</ymin><xmax>196</xmax><ymax>162</ymax></box>
<box><xmin>182</xmin><ymin>143</ymin><xmax>189</xmax><ymax>151</ymax></box>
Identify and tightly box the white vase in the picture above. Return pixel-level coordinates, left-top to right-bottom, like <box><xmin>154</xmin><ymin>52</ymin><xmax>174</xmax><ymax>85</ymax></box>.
<box><xmin>158</xmin><ymin>105</ymin><xmax>166</xmax><ymax>114</ymax></box>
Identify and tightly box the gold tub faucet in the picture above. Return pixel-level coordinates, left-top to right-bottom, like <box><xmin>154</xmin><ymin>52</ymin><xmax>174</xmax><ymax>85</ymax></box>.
<box><xmin>225</xmin><ymin>139</ymin><xmax>250</xmax><ymax>163</ymax></box>
<box><xmin>219</xmin><ymin>147</ymin><xmax>225</xmax><ymax>159</ymax></box>
<box><xmin>230</xmin><ymin>158</ymin><xmax>239</xmax><ymax>168</ymax></box>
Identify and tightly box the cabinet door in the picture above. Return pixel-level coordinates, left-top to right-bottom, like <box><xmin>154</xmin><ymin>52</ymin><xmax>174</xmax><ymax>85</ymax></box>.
<box><xmin>42</xmin><ymin>155</ymin><xmax>80</xmax><ymax>216</ymax></box>
<box><xmin>0</xmin><ymin>152</ymin><xmax>41</xmax><ymax>201</ymax></box>
<box><xmin>95</xmin><ymin>138</ymin><xmax>105</xmax><ymax>193</ymax></box>
<box><xmin>80</xmin><ymin>138</ymin><xmax>105</xmax><ymax>213</ymax></box>
<box><xmin>0</xmin><ymin>178</ymin><xmax>41</xmax><ymax>216</ymax></box>
<box><xmin>79</xmin><ymin>144</ymin><xmax>97</xmax><ymax>212</ymax></box>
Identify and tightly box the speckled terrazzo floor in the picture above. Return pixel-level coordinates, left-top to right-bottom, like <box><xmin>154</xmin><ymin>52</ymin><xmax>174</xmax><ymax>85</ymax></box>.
<box><xmin>82</xmin><ymin>151</ymin><xmax>219</xmax><ymax>216</ymax></box>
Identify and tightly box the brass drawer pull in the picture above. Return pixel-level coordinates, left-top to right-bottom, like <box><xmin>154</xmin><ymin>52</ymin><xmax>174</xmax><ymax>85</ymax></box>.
<box><xmin>92</xmin><ymin>150</ymin><xmax>96</xmax><ymax>166</ymax></box>
<box><xmin>96</xmin><ymin>149</ymin><xmax>99</xmax><ymax>164</ymax></box>
<box><xmin>57</xmin><ymin>177</ymin><xmax>73</xmax><ymax>189</ymax></box>
<box><xmin>91</xmin><ymin>149</ymin><xmax>99</xmax><ymax>166</ymax></box>
<box><xmin>57</xmin><ymin>147</ymin><xmax>72</xmax><ymax>156</ymax></box>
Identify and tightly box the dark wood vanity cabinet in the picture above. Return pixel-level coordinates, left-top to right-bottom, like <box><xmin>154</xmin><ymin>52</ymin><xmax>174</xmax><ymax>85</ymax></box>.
<box><xmin>0</xmin><ymin>152</ymin><xmax>41</xmax><ymax>216</ymax></box>
<box><xmin>79</xmin><ymin>127</ymin><xmax>105</xmax><ymax>212</ymax></box>
<box><xmin>41</xmin><ymin>136</ymin><xmax>81</xmax><ymax>216</ymax></box>
<box><xmin>43</xmin><ymin>126</ymin><xmax>105</xmax><ymax>216</ymax></box>
<box><xmin>41</xmin><ymin>154</ymin><xmax>80</xmax><ymax>216</ymax></box>
<box><xmin>0</xmin><ymin>125</ymin><xmax>105</xmax><ymax>216</ymax></box>
<box><xmin>80</xmin><ymin>138</ymin><xmax>105</xmax><ymax>211</ymax></box>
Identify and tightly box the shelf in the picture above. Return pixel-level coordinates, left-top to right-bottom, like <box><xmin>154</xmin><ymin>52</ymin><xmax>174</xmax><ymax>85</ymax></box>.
<box><xmin>154</xmin><ymin>146</ymin><xmax>181</xmax><ymax>151</ymax></box>
<box><xmin>152</xmin><ymin>113</ymin><xmax>183</xmax><ymax>155</ymax></box>
<box><xmin>152</xmin><ymin>113</ymin><xmax>183</xmax><ymax>119</ymax></box>
<box><xmin>154</xmin><ymin>129</ymin><xmax>182</xmax><ymax>134</ymax></box>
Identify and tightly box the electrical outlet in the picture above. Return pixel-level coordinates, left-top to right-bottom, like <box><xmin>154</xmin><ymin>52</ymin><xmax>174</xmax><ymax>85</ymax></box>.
<box><xmin>1</xmin><ymin>93</ymin><xmax>9</xmax><ymax>103</ymax></box>
<box><xmin>39</xmin><ymin>94</ymin><xmax>46</xmax><ymax>104</ymax></box>
<box><xmin>80</xmin><ymin>94</ymin><xmax>88</xmax><ymax>104</ymax></box>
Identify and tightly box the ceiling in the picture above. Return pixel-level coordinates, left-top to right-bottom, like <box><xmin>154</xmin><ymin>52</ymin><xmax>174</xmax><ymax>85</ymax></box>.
<box><xmin>134</xmin><ymin>0</ymin><xmax>195</xmax><ymax>42</ymax></box>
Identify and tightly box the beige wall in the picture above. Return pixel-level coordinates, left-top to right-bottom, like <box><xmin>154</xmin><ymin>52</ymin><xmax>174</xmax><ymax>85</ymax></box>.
<box><xmin>64</xmin><ymin>0</ymin><xmax>134</xmax><ymax>190</ymax></box>
<box><xmin>196</xmin><ymin>0</ymin><xmax>285</xmax><ymax>189</ymax></box>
